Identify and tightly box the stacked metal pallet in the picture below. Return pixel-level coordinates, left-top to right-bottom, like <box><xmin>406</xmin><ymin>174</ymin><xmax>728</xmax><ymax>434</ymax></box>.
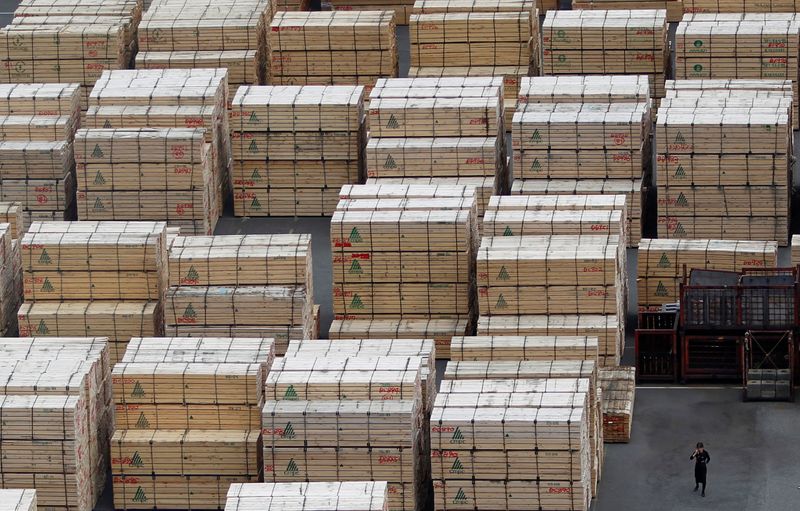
<box><xmin>599</xmin><ymin>366</ymin><xmax>636</xmax><ymax>442</ymax></box>
<box><xmin>514</xmin><ymin>75</ymin><xmax>651</xmax><ymax>247</ymax></box>
<box><xmin>330</xmin><ymin>188</ymin><xmax>478</xmax><ymax>357</ymax></box>
<box><xmin>0</xmin><ymin>490</ymin><xmax>37</xmax><ymax>511</ymax></box>
<box><xmin>675</xmin><ymin>14</ymin><xmax>800</xmax><ymax>112</ymax></box>
<box><xmin>637</xmin><ymin>239</ymin><xmax>778</xmax><ymax>311</ymax></box>
<box><xmin>163</xmin><ymin>234</ymin><xmax>314</xmax><ymax>354</ymax></box>
<box><xmin>74</xmin><ymin>127</ymin><xmax>217</xmax><ymax>235</ymax></box>
<box><xmin>655</xmin><ymin>89</ymin><xmax>791</xmax><ymax>243</ymax></box>
<box><xmin>225</xmin><ymin>482</ymin><xmax>388</xmax><ymax>511</ymax></box>
<box><xmin>1</xmin><ymin>0</ymin><xmax>140</xmax><ymax>108</ymax></box>
<box><xmin>542</xmin><ymin>10</ymin><xmax>669</xmax><ymax>104</ymax></box>
<box><xmin>268</xmin><ymin>11</ymin><xmax>398</xmax><ymax>89</ymax></box>
<box><xmin>16</xmin><ymin>221</ymin><xmax>167</xmax><ymax>364</ymax></box>
<box><xmin>111</xmin><ymin>337</ymin><xmax>274</xmax><ymax>510</ymax></box>
<box><xmin>0</xmin><ymin>83</ymin><xmax>81</xmax><ymax>229</ymax></box>
<box><xmin>87</xmin><ymin>69</ymin><xmax>231</xmax><ymax>224</ymax></box>
<box><xmin>137</xmin><ymin>0</ymin><xmax>274</xmax><ymax>91</ymax></box>
<box><xmin>263</xmin><ymin>353</ymin><xmax>429</xmax><ymax>511</ymax></box>
<box><xmin>408</xmin><ymin>0</ymin><xmax>539</xmax><ymax>125</ymax></box>
<box><xmin>230</xmin><ymin>85</ymin><xmax>364</xmax><ymax>216</ymax></box>
<box><xmin>0</xmin><ymin>337</ymin><xmax>113</xmax><ymax>511</ymax></box>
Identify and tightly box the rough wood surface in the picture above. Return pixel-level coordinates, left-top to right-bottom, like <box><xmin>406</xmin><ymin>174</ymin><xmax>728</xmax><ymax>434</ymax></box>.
<box><xmin>599</xmin><ymin>366</ymin><xmax>635</xmax><ymax>442</ymax></box>
<box><xmin>224</xmin><ymin>482</ymin><xmax>389</xmax><ymax>511</ymax></box>
<box><xmin>328</xmin><ymin>318</ymin><xmax>470</xmax><ymax>359</ymax></box>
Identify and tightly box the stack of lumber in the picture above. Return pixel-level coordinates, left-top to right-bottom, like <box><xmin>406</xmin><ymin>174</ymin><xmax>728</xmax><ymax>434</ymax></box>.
<box><xmin>0</xmin><ymin>490</ymin><xmax>36</xmax><ymax>511</ymax></box>
<box><xmin>0</xmin><ymin>83</ymin><xmax>81</xmax><ymax>228</ymax></box>
<box><xmin>680</xmin><ymin>0</ymin><xmax>800</xmax><ymax>14</ymax></box>
<box><xmin>450</xmin><ymin>335</ymin><xmax>599</xmax><ymax>364</ymax></box>
<box><xmin>137</xmin><ymin>0</ymin><xmax>274</xmax><ymax>91</ymax></box>
<box><xmin>275</xmin><ymin>0</ymin><xmax>310</xmax><ymax>10</ymax></box>
<box><xmin>476</xmin><ymin>234</ymin><xmax>625</xmax><ymax>365</ymax></box>
<box><xmin>268</xmin><ymin>11</ymin><xmax>398</xmax><ymax>88</ymax></box>
<box><xmin>74</xmin><ymin>128</ymin><xmax>217</xmax><ymax>235</ymax></box>
<box><xmin>793</xmin><ymin>235</ymin><xmax>800</xmax><ymax>266</ymax></box>
<box><xmin>330</xmin><ymin>0</ymin><xmax>414</xmax><ymax>25</ymax></box>
<box><xmin>225</xmin><ymin>482</ymin><xmax>388</xmax><ymax>511</ymax></box>
<box><xmin>675</xmin><ymin>14</ymin><xmax>800</xmax><ymax>107</ymax></box>
<box><xmin>1</xmin><ymin>0</ymin><xmax>139</xmax><ymax>108</ymax></box>
<box><xmin>665</xmin><ymin>78</ymin><xmax>797</xmax><ymax>129</ymax></box>
<box><xmin>284</xmin><ymin>338</ymin><xmax>438</xmax><ymax>413</ymax></box>
<box><xmin>111</xmin><ymin>337</ymin><xmax>274</xmax><ymax>510</ymax></box>
<box><xmin>655</xmin><ymin>93</ymin><xmax>791</xmax><ymax>244</ymax></box>
<box><xmin>163</xmin><ymin>234</ymin><xmax>314</xmax><ymax>355</ymax></box>
<box><xmin>572</xmin><ymin>0</ymin><xmax>682</xmax><ymax>22</ymax></box>
<box><xmin>637</xmin><ymin>239</ymin><xmax>778</xmax><ymax>310</ymax></box>
<box><xmin>88</xmin><ymin>68</ymin><xmax>231</xmax><ymax>215</ymax></box>
<box><xmin>542</xmin><ymin>10</ymin><xmax>669</xmax><ymax>103</ymax></box>
<box><xmin>514</xmin><ymin>75</ymin><xmax>651</xmax><ymax>247</ymax></box>
<box><xmin>16</xmin><ymin>221</ymin><xmax>167</xmax><ymax>363</ymax></box>
<box><xmin>230</xmin><ymin>85</ymin><xmax>365</xmax><ymax>216</ymax></box>
<box><xmin>0</xmin><ymin>337</ymin><xmax>113</xmax><ymax>511</ymax></box>
<box><xmin>263</xmin><ymin>353</ymin><xmax>428</xmax><ymax>511</ymax></box>
<box><xmin>599</xmin><ymin>366</ymin><xmax>635</xmax><ymax>442</ymax></box>
<box><xmin>330</xmin><ymin>203</ymin><xmax>478</xmax><ymax>357</ymax></box>
<box><xmin>408</xmin><ymin>0</ymin><xmax>539</xmax><ymax>121</ymax></box>
<box><xmin>0</xmin><ymin>203</ymin><xmax>23</xmax><ymax>239</ymax></box>
<box><xmin>512</xmin><ymin>102</ymin><xmax>651</xmax><ymax>181</ymax></box>
<box><xmin>0</xmin><ymin>224</ymin><xmax>19</xmax><ymax>335</ymax></box>
<box><xmin>478</xmin><ymin>313</ymin><xmax>622</xmax><ymax>368</ymax></box>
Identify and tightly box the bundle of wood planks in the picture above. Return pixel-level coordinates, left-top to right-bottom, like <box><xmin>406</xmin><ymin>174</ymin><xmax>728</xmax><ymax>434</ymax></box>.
<box><xmin>0</xmin><ymin>83</ymin><xmax>81</xmax><ymax>229</ymax></box>
<box><xmin>74</xmin><ymin>128</ymin><xmax>218</xmax><ymax>235</ymax></box>
<box><xmin>0</xmin><ymin>490</ymin><xmax>37</xmax><ymax>511</ymax></box>
<box><xmin>655</xmin><ymin>87</ymin><xmax>791</xmax><ymax>244</ymax></box>
<box><xmin>225</xmin><ymin>482</ymin><xmax>388</xmax><ymax>511</ymax></box>
<box><xmin>230</xmin><ymin>85</ymin><xmax>364</xmax><ymax>216</ymax></box>
<box><xmin>329</xmin><ymin>0</ymin><xmax>415</xmax><ymax>24</ymax></box>
<box><xmin>793</xmin><ymin>235</ymin><xmax>800</xmax><ymax>266</ymax></box>
<box><xmin>163</xmin><ymin>234</ymin><xmax>314</xmax><ymax>354</ymax></box>
<box><xmin>0</xmin><ymin>337</ymin><xmax>113</xmax><ymax>511</ymax></box>
<box><xmin>542</xmin><ymin>10</ymin><xmax>669</xmax><ymax>102</ymax></box>
<box><xmin>572</xmin><ymin>0</ymin><xmax>683</xmax><ymax>22</ymax></box>
<box><xmin>2</xmin><ymin>0</ymin><xmax>140</xmax><ymax>108</ymax></box>
<box><xmin>16</xmin><ymin>221</ymin><xmax>167</xmax><ymax>363</ymax></box>
<box><xmin>675</xmin><ymin>14</ymin><xmax>800</xmax><ymax>114</ymax></box>
<box><xmin>330</xmin><ymin>188</ymin><xmax>478</xmax><ymax>357</ymax></box>
<box><xmin>111</xmin><ymin>337</ymin><xmax>274</xmax><ymax>510</ymax></box>
<box><xmin>599</xmin><ymin>366</ymin><xmax>636</xmax><ymax>442</ymax></box>
<box><xmin>263</xmin><ymin>351</ymin><xmax>429</xmax><ymax>511</ymax></box>
<box><xmin>268</xmin><ymin>11</ymin><xmax>398</xmax><ymax>88</ymax></box>
<box><xmin>680</xmin><ymin>0</ymin><xmax>800</xmax><ymax>14</ymax></box>
<box><xmin>437</xmin><ymin>360</ymin><xmax>602</xmax><ymax>502</ymax></box>
<box><xmin>0</xmin><ymin>224</ymin><xmax>19</xmax><ymax>335</ymax></box>
<box><xmin>88</xmin><ymin>69</ymin><xmax>231</xmax><ymax>219</ymax></box>
<box><xmin>137</xmin><ymin>0</ymin><xmax>274</xmax><ymax>90</ymax></box>
<box><xmin>638</xmin><ymin>239</ymin><xmax>778</xmax><ymax>310</ymax></box>
<box><xmin>450</xmin><ymin>335</ymin><xmax>600</xmax><ymax>364</ymax></box>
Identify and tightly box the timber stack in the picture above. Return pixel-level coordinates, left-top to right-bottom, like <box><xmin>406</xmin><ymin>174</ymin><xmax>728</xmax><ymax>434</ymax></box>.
<box><xmin>408</xmin><ymin>0</ymin><xmax>539</xmax><ymax>124</ymax></box>
<box><xmin>263</xmin><ymin>353</ymin><xmax>429</xmax><ymax>511</ymax></box>
<box><xmin>514</xmin><ymin>75</ymin><xmax>651</xmax><ymax>247</ymax></box>
<box><xmin>0</xmin><ymin>83</ymin><xmax>80</xmax><ymax>228</ymax></box>
<box><xmin>225</xmin><ymin>482</ymin><xmax>388</xmax><ymax>511</ymax></box>
<box><xmin>450</xmin><ymin>335</ymin><xmax>599</xmax><ymax>365</ymax></box>
<box><xmin>599</xmin><ymin>366</ymin><xmax>636</xmax><ymax>442</ymax></box>
<box><xmin>163</xmin><ymin>234</ymin><xmax>314</xmax><ymax>354</ymax></box>
<box><xmin>0</xmin><ymin>337</ymin><xmax>113</xmax><ymax>511</ymax></box>
<box><xmin>1</xmin><ymin>0</ymin><xmax>140</xmax><ymax>108</ymax></box>
<box><xmin>637</xmin><ymin>239</ymin><xmax>778</xmax><ymax>311</ymax></box>
<box><xmin>680</xmin><ymin>0</ymin><xmax>800</xmax><ymax>14</ymax></box>
<box><xmin>675</xmin><ymin>14</ymin><xmax>800</xmax><ymax>128</ymax></box>
<box><xmin>366</xmin><ymin>77</ymin><xmax>507</xmax><ymax>230</ymax></box>
<box><xmin>655</xmin><ymin>91</ymin><xmax>791</xmax><ymax>243</ymax></box>
<box><xmin>0</xmin><ymin>490</ymin><xmax>36</xmax><ymax>511</ymax></box>
<box><xmin>268</xmin><ymin>11</ymin><xmax>398</xmax><ymax>91</ymax></box>
<box><xmin>16</xmin><ymin>221</ymin><xmax>167</xmax><ymax>364</ymax></box>
<box><xmin>0</xmin><ymin>224</ymin><xmax>19</xmax><ymax>335</ymax></box>
<box><xmin>329</xmin><ymin>0</ymin><xmax>416</xmax><ymax>25</ymax></box>
<box><xmin>571</xmin><ymin>0</ymin><xmax>682</xmax><ymax>22</ymax></box>
<box><xmin>74</xmin><ymin>128</ymin><xmax>218</xmax><ymax>235</ymax></box>
<box><xmin>274</xmin><ymin>0</ymin><xmax>310</xmax><ymax>10</ymax></box>
<box><xmin>230</xmin><ymin>85</ymin><xmax>365</xmax><ymax>216</ymax></box>
<box><xmin>137</xmin><ymin>0</ymin><xmax>274</xmax><ymax>91</ymax></box>
<box><xmin>542</xmin><ymin>10</ymin><xmax>669</xmax><ymax>105</ymax></box>
<box><xmin>793</xmin><ymin>235</ymin><xmax>800</xmax><ymax>266</ymax></box>
<box><xmin>330</xmin><ymin>183</ymin><xmax>478</xmax><ymax>358</ymax></box>
<box><xmin>87</xmin><ymin>68</ymin><xmax>231</xmax><ymax>217</ymax></box>
<box><xmin>111</xmin><ymin>337</ymin><xmax>274</xmax><ymax>509</ymax></box>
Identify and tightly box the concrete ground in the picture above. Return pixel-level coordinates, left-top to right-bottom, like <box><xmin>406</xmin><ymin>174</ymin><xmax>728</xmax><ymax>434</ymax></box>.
<box><xmin>1</xmin><ymin>3</ymin><xmax>800</xmax><ymax>510</ymax></box>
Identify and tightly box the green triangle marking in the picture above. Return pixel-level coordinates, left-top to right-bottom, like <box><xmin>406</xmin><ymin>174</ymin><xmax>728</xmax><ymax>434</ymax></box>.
<box><xmin>676</xmin><ymin>192</ymin><xmax>689</xmax><ymax>207</ymax></box>
<box><xmin>674</xmin><ymin>223</ymin><xmax>686</xmax><ymax>236</ymax></box>
<box><xmin>248</xmin><ymin>140</ymin><xmax>258</xmax><ymax>153</ymax></box>
<box><xmin>451</xmin><ymin>427</ymin><xmax>464</xmax><ymax>443</ymax></box>
<box><xmin>531</xmin><ymin>129</ymin><xmax>542</xmax><ymax>143</ymax></box>
<box><xmin>250</xmin><ymin>169</ymin><xmax>262</xmax><ymax>181</ymax></box>
<box><xmin>132</xmin><ymin>487</ymin><xmax>147</xmax><ymax>503</ymax></box>
<box><xmin>674</xmin><ymin>164</ymin><xmax>686</xmax><ymax>178</ymax></box>
<box><xmin>93</xmin><ymin>197</ymin><xmax>104</xmax><ymax>211</ymax></box>
<box><xmin>503</xmin><ymin>226</ymin><xmax>514</xmax><ymax>236</ymax></box>
<box><xmin>131</xmin><ymin>381</ymin><xmax>145</xmax><ymax>398</ymax></box>
<box><xmin>35</xmin><ymin>319</ymin><xmax>49</xmax><ymax>334</ymax></box>
<box><xmin>249</xmin><ymin>111</ymin><xmax>259</xmax><ymax>123</ymax></box>
<box><xmin>103</xmin><ymin>119</ymin><xmax>112</xmax><ymax>129</ymax></box>
<box><xmin>383</xmin><ymin>154</ymin><xmax>397</xmax><ymax>169</ymax></box>
<box><xmin>40</xmin><ymin>277</ymin><xmax>54</xmax><ymax>292</ymax></box>
<box><xmin>281</xmin><ymin>422</ymin><xmax>296</xmax><ymax>439</ymax></box>
<box><xmin>130</xmin><ymin>451</ymin><xmax>144</xmax><ymax>468</ymax></box>
<box><xmin>250</xmin><ymin>197</ymin><xmax>262</xmax><ymax>210</ymax></box>
<box><xmin>38</xmin><ymin>249</ymin><xmax>51</xmax><ymax>265</ymax></box>
<box><xmin>386</xmin><ymin>113</ymin><xmax>399</xmax><ymax>129</ymax></box>
<box><xmin>349</xmin><ymin>227</ymin><xmax>363</xmax><ymax>243</ymax></box>
<box><xmin>453</xmin><ymin>488</ymin><xmax>468</xmax><ymax>504</ymax></box>
<box><xmin>531</xmin><ymin>158</ymin><xmax>542</xmax><ymax>172</ymax></box>
<box><xmin>495</xmin><ymin>294</ymin><xmax>508</xmax><ymax>309</ymax></box>
<box><xmin>284</xmin><ymin>458</ymin><xmax>300</xmax><ymax>476</ymax></box>
<box><xmin>348</xmin><ymin>260</ymin><xmax>363</xmax><ymax>274</ymax></box>
<box><xmin>497</xmin><ymin>266</ymin><xmax>510</xmax><ymax>281</ymax></box>
<box><xmin>135</xmin><ymin>412</ymin><xmax>150</xmax><ymax>429</ymax></box>
<box><xmin>350</xmin><ymin>294</ymin><xmax>365</xmax><ymax>309</ymax></box>
<box><xmin>185</xmin><ymin>266</ymin><xmax>200</xmax><ymax>281</ymax></box>
<box><xmin>451</xmin><ymin>458</ymin><xmax>464</xmax><ymax>473</ymax></box>
<box><xmin>93</xmin><ymin>171</ymin><xmax>106</xmax><ymax>185</ymax></box>
<box><xmin>657</xmin><ymin>253</ymin><xmax>670</xmax><ymax>268</ymax></box>
<box><xmin>182</xmin><ymin>304</ymin><xmax>197</xmax><ymax>319</ymax></box>
<box><xmin>655</xmin><ymin>281</ymin><xmax>668</xmax><ymax>297</ymax></box>
<box><xmin>91</xmin><ymin>144</ymin><xmax>104</xmax><ymax>158</ymax></box>
<box><xmin>284</xmin><ymin>385</ymin><xmax>299</xmax><ymax>400</ymax></box>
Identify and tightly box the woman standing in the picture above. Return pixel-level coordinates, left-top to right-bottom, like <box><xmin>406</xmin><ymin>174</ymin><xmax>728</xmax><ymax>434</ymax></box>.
<box><xmin>690</xmin><ymin>442</ymin><xmax>710</xmax><ymax>497</ymax></box>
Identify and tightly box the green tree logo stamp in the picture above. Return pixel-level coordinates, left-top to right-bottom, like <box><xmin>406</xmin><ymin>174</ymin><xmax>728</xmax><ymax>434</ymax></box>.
<box><xmin>91</xmin><ymin>144</ymin><xmax>104</xmax><ymax>158</ymax></box>
<box><xmin>130</xmin><ymin>451</ymin><xmax>144</xmax><ymax>468</ymax></box>
<box><xmin>348</xmin><ymin>260</ymin><xmax>363</xmax><ymax>274</ymax></box>
<box><xmin>349</xmin><ymin>227</ymin><xmax>363</xmax><ymax>243</ymax></box>
<box><xmin>132</xmin><ymin>487</ymin><xmax>147</xmax><ymax>503</ymax></box>
<box><xmin>93</xmin><ymin>197</ymin><xmax>105</xmax><ymax>211</ymax></box>
<box><xmin>676</xmin><ymin>193</ymin><xmax>688</xmax><ymax>207</ymax></box>
<box><xmin>655</xmin><ymin>281</ymin><xmax>668</xmax><ymax>297</ymax></box>
<box><xmin>451</xmin><ymin>427</ymin><xmax>465</xmax><ymax>444</ymax></box>
<box><xmin>530</xmin><ymin>129</ymin><xmax>542</xmax><ymax>143</ymax></box>
<box><xmin>38</xmin><ymin>249</ymin><xmax>51</xmax><ymax>265</ymax></box>
<box><xmin>284</xmin><ymin>385</ymin><xmax>299</xmax><ymax>400</ymax></box>
<box><xmin>35</xmin><ymin>319</ymin><xmax>49</xmax><ymax>334</ymax></box>
<box><xmin>40</xmin><ymin>277</ymin><xmax>54</xmax><ymax>293</ymax></box>
<box><xmin>94</xmin><ymin>171</ymin><xmax>106</xmax><ymax>185</ymax></box>
<box><xmin>131</xmin><ymin>381</ymin><xmax>145</xmax><ymax>398</ymax></box>
<box><xmin>503</xmin><ymin>226</ymin><xmax>514</xmax><ymax>236</ymax></box>
<box><xmin>284</xmin><ymin>458</ymin><xmax>300</xmax><ymax>476</ymax></box>
<box><xmin>453</xmin><ymin>488</ymin><xmax>468</xmax><ymax>504</ymax></box>
<box><xmin>135</xmin><ymin>413</ymin><xmax>150</xmax><ymax>429</ymax></box>
<box><xmin>495</xmin><ymin>294</ymin><xmax>508</xmax><ymax>309</ymax></box>
<box><xmin>383</xmin><ymin>155</ymin><xmax>397</xmax><ymax>169</ymax></box>
<box><xmin>350</xmin><ymin>294</ymin><xmax>365</xmax><ymax>309</ymax></box>
<box><xmin>450</xmin><ymin>458</ymin><xmax>464</xmax><ymax>474</ymax></box>
<box><xmin>674</xmin><ymin>165</ymin><xmax>686</xmax><ymax>178</ymax></box>
<box><xmin>250</xmin><ymin>197</ymin><xmax>262</xmax><ymax>210</ymax></box>
<box><xmin>497</xmin><ymin>266</ymin><xmax>510</xmax><ymax>281</ymax></box>
<box><xmin>386</xmin><ymin>114</ymin><xmax>399</xmax><ymax>129</ymax></box>
<box><xmin>657</xmin><ymin>253</ymin><xmax>670</xmax><ymax>268</ymax></box>
<box><xmin>281</xmin><ymin>422</ymin><xmax>296</xmax><ymax>439</ymax></box>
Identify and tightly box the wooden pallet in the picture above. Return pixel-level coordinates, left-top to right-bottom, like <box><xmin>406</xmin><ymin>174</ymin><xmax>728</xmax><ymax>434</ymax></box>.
<box><xmin>599</xmin><ymin>366</ymin><xmax>635</xmax><ymax>442</ymax></box>
<box><xmin>637</xmin><ymin>238</ymin><xmax>778</xmax><ymax>310</ymax></box>
<box><xmin>225</xmin><ymin>482</ymin><xmax>388</xmax><ymax>511</ymax></box>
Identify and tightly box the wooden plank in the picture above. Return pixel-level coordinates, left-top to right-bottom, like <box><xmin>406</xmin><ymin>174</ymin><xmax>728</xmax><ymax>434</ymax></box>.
<box><xmin>450</xmin><ymin>335</ymin><xmax>599</xmax><ymax>362</ymax></box>
<box><xmin>328</xmin><ymin>318</ymin><xmax>470</xmax><ymax>359</ymax></box>
<box><xmin>224</xmin><ymin>482</ymin><xmax>388</xmax><ymax>511</ymax></box>
<box><xmin>599</xmin><ymin>366</ymin><xmax>635</xmax><ymax>442</ymax></box>
<box><xmin>0</xmin><ymin>489</ymin><xmax>37</xmax><ymax>511</ymax></box>
<box><xmin>113</xmin><ymin>474</ymin><xmax>259</xmax><ymax>510</ymax></box>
